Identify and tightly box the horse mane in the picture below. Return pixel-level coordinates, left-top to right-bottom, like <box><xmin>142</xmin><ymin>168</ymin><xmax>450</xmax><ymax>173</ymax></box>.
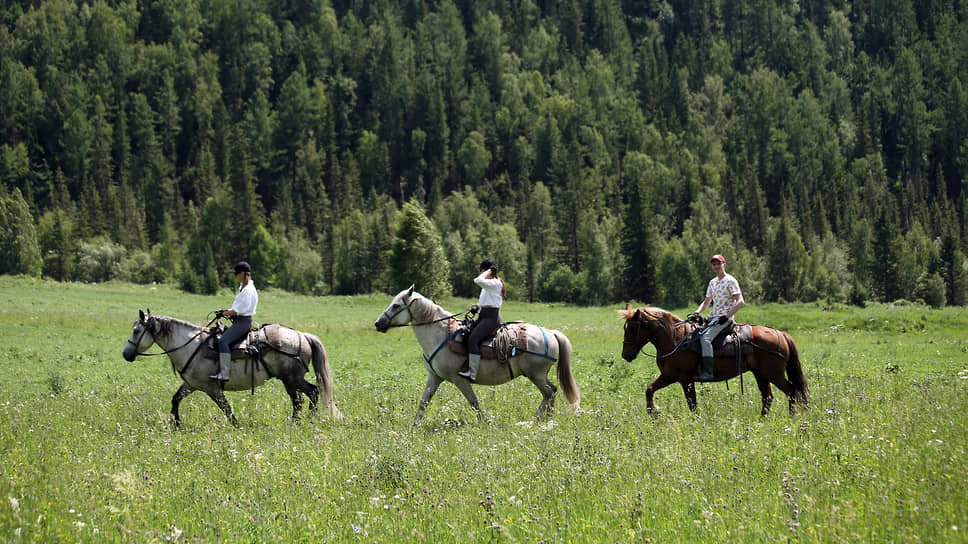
<box><xmin>151</xmin><ymin>315</ymin><xmax>202</xmax><ymax>338</ymax></box>
<box><xmin>407</xmin><ymin>292</ymin><xmax>443</xmax><ymax>324</ymax></box>
<box><xmin>619</xmin><ymin>306</ymin><xmax>682</xmax><ymax>340</ymax></box>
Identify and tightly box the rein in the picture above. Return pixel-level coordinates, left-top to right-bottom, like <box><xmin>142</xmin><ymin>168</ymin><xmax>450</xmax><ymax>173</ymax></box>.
<box><xmin>626</xmin><ymin>317</ymin><xmax>693</xmax><ymax>360</ymax></box>
<box><xmin>127</xmin><ymin>316</ymin><xmax>218</xmax><ymax>358</ymax></box>
<box><xmin>382</xmin><ymin>297</ymin><xmax>473</xmax><ymax>328</ymax></box>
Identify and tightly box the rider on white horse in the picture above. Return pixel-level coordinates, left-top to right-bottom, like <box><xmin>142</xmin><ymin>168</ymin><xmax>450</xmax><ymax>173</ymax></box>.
<box><xmin>458</xmin><ymin>259</ymin><xmax>506</xmax><ymax>382</ymax></box>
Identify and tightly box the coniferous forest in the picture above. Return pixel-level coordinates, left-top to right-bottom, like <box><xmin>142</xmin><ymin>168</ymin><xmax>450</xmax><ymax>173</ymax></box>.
<box><xmin>2</xmin><ymin>0</ymin><xmax>968</xmax><ymax>307</ymax></box>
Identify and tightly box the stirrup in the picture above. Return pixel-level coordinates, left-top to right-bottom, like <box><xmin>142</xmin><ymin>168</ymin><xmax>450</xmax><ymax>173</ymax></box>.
<box><xmin>210</xmin><ymin>373</ymin><xmax>228</xmax><ymax>382</ymax></box>
<box><xmin>457</xmin><ymin>370</ymin><xmax>476</xmax><ymax>383</ymax></box>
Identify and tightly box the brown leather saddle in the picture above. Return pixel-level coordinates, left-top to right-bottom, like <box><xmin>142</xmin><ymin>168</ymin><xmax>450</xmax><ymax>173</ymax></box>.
<box><xmin>201</xmin><ymin>324</ymin><xmax>263</xmax><ymax>360</ymax></box>
<box><xmin>686</xmin><ymin>323</ymin><xmax>754</xmax><ymax>357</ymax></box>
<box><xmin>446</xmin><ymin>320</ymin><xmax>529</xmax><ymax>362</ymax></box>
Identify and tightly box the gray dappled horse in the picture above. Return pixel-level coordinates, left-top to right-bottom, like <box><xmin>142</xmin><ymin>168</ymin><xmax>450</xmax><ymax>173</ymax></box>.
<box><xmin>123</xmin><ymin>310</ymin><xmax>342</xmax><ymax>425</ymax></box>
<box><xmin>374</xmin><ymin>286</ymin><xmax>580</xmax><ymax>424</ymax></box>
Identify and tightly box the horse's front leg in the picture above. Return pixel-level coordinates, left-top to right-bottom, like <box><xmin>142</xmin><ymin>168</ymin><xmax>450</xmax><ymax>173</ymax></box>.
<box><xmin>680</xmin><ymin>381</ymin><xmax>697</xmax><ymax>411</ymax></box>
<box><xmin>204</xmin><ymin>387</ymin><xmax>239</xmax><ymax>426</ymax></box>
<box><xmin>452</xmin><ymin>377</ymin><xmax>485</xmax><ymax>422</ymax></box>
<box><xmin>413</xmin><ymin>373</ymin><xmax>444</xmax><ymax>426</ymax></box>
<box><xmin>170</xmin><ymin>383</ymin><xmax>194</xmax><ymax>427</ymax></box>
<box><xmin>646</xmin><ymin>374</ymin><xmax>675</xmax><ymax>415</ymax></box>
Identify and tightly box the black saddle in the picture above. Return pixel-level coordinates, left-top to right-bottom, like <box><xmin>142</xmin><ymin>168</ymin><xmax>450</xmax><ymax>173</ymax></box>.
<box><xmin>686</xmin><ymin>323</ymin><xmax>754</xmax><ymax>357</ymax></box>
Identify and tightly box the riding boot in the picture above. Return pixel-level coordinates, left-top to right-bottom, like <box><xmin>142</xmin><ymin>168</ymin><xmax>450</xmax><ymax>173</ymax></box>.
<box><xmin>210</xmin><ymin>352</ymin><xmax>231</xmax><ymax>381</ymax></box>
<box><xmin>696</xmin><ymin>356</ymin><xmax>714</xmax><ymax>382</ymax></box>
<box><xmin>457</xmin><ymin>354</ymin><xmax>481</xmax><ymax>382</ymax></box>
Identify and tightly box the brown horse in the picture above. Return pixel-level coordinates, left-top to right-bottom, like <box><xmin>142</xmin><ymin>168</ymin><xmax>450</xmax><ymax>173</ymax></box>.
<box><xmin>618</xmin><ymin>305</ymin><xmax>808</xmax><ymax>415</ymax></box>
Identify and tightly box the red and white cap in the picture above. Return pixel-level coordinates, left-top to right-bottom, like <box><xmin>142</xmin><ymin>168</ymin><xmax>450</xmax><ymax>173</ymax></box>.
<box><xmin>710</xmin><ymin>254</ymin><xmax>726</xmax><ymax>264</ymax></box>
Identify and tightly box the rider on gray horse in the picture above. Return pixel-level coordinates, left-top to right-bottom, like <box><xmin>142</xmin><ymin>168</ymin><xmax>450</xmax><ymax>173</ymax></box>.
<box><xmin>211</xmin><ymin>261</ymin><xmax>258</xmax><ymax>382</ymax></box>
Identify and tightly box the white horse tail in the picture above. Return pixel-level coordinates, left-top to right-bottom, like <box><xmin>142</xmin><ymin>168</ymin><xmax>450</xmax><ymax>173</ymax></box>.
<box><xmin>554</xmin><ymin>331</ymin><xmax>581</xmax><ymax>412</ymax></box>
<box><xmin>307</xmin><ymin>333</ymin><xmax>343</xmax><ymax>420</ymax></box>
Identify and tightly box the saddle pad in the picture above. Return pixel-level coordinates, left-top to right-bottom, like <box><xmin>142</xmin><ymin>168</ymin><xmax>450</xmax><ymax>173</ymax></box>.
<box><xmin>201</xmin><ymin>324</ymin><xmax>301</xmax><ymax>359</ymax></box>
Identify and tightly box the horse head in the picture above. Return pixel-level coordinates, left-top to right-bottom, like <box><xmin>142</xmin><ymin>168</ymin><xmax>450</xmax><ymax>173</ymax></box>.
<box><xmin>619</xmin><ymin>305</ymin><xmax>676</xmax><ymax>361</ymax></box>
<box><xmin>123</xmin><ymin>309</ymin><xmax>158</xmax><ymax>361</ymax></box>
<box><xmin>374</xmin><ymin>285</ymin><xmax>416</xmax><ymax>332</ymax></box>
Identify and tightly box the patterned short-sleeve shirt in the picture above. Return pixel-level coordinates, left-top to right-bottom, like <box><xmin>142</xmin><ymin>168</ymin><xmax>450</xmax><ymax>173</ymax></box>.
<box><xmin>705</xmin><ymin>273</ymin><xmax>742</xmax><ymax>318</ymax></box>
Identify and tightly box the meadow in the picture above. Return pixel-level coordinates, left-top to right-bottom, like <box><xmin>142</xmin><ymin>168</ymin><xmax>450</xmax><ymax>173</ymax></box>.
<box><xmin>1</xmin><ymin>276</ymin><xmax>966</xmax><ymax>542</ymax></box>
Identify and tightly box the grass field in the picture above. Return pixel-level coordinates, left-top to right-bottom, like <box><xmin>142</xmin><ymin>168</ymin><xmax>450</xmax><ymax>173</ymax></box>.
<box><xmin>1</xmin><ymin>276</ymin><xmax>967</xmax><ymax>542</ymax></box>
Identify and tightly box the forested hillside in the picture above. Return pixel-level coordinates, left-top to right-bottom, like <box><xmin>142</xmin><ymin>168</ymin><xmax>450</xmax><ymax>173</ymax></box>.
<box><xmin>2</xmin><ymin>0</ymin><xmax>967</xmax><ymax>306</ymax></box>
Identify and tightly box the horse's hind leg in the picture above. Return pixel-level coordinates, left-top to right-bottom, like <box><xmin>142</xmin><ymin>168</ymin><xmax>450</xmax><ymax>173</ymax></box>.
<box><xmin>204</xmin><ymin>388</ymin><xmax>238</xmax><ymax>426</ymax></box>
<box><xmin>752</xmin><ymin>371</ymin><xmax>774</xmax><ymax>416</ymax></box>
<box><xmin>528</xmin><ymin>373</ymin><xmax>558</xmax><ymax>420</ymax></box>
<box><xmin>301</xmin><ymin>379</ymin><xmax>320</xmax><ymax>412</ymax></box>
<box><xmin>171</xmin><ymin>383</ymin><xmax>194</xmax><ymax>426</ymax></box>
<box><xmin>280</xmin><ymin>378</ymin><xmax>306</xmax><ymax>420</ymax></box>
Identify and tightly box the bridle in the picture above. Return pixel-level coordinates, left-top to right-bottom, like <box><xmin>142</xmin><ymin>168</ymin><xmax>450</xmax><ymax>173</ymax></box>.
<box><xmin>623</xmin><ymin>317</ymin><xmax>663</xmax><ymax>358</ymax></box>
<box><xmin>125</xmin><ymin>317</ymin><xmax>206</xmax><ymax>357</ymax></box>
<box><xmin>381</xmin><ymin>296</ymin><xmax>469</xmax><ymax>328</ymax></box>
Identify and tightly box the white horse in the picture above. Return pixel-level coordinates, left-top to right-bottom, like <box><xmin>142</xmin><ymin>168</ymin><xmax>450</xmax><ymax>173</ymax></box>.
<box><xmin>123</xmin><ymin>310</ymin><xmax>342</xmax><ymax>425</ymax></box>
<box><xmin>374</xmin><ymin>286</ymin><xmax>580</xmax><ymax>424</ymax></box>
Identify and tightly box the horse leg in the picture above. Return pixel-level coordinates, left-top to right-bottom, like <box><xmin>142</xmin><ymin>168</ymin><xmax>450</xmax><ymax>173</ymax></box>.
<box><xmin>170</xmin><ymin>383</ymin><xmax>194</xmax><ymax>426</ymax></box>
<box><xmin>752</xmin><ymin>371</ymin><xmax>774</xmax><ymax>416</ymax></box>
<box><xmin>646</xmin><ymin>374</ymin><xmax>675</xmax><ymax>415</ymax></box>
<box><xmin>302</xmin><ymin>379</ymin><xmax>320</xmax><ymax>412</ymax></box>
<box><xmin>527</xmin><ymin>374</ymin><xmax>558</xmax><ymax>421</ymax></box>
<box><xmin>204</xmin><ymin>388</ymin><xmax>238</xmax><ymax>426</ymax></box>
<box><xmin>280</xmin><ymin>378</ymin><xmax>305</xmax><ymax>420</ymax></box>
<box><xmin>414</xmin><ymin>373</ymin><xmax>444</xmax><ymax>426</ymax></box>
<box><xmin>680</xmin><ymin>381</ymin><xmax>697</xmax><ymax>411</ymax></box>
<box><xmin>761</xmin><ymin>364</ymin><xmax>798</xmax><ymax>415</ymax></box>
<box><xmin>452</xmin><ymin>378</ymin><xmax>486</xmax><ymax>422</ymax></box>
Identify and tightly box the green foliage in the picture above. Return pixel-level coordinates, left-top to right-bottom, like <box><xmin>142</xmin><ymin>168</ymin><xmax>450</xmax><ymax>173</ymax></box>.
<box><xmin>76</xmin><ymin>237</ymin><xmax>125</xmax><ymax>283</ymax></box>
<box><xmin>2</xmin><ymin>1</ymin><xmax>968</xmax><ymax>306</ymax></box>
<box><xmin>0</xmin><ymin>188</ymin><xmax>42</xmax><ymax>277</ymax></box>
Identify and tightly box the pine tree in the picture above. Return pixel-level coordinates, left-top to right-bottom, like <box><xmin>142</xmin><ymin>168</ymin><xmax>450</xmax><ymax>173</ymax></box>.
<box><xmin>387</xmin><ymin>200</ymin><xmax>451</xmax><ymax>299</ymax></box>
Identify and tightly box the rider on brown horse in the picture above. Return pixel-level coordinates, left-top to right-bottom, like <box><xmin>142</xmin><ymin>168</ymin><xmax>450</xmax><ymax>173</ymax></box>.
<box><xmin>690</xmin><ymin>254</ymin><xmax>745</xmax><ymax>381</ymax></box>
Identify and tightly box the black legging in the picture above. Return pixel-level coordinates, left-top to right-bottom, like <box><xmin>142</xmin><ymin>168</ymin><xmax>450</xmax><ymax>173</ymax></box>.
<box><xmin>468</xmin><ymin>307</ymin><xmax>501</xmax><ymax>355</ymax></box>
<box><xmin>218</xmin><ymin>316</ymin><xmax>252</xmax><ymax>353</ymax></box>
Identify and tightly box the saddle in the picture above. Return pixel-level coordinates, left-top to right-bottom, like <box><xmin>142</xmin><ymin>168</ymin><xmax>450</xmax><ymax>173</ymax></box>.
<box><xmin>201</xmin><ymin>323</ymin><xmax>305</xmax><ymax>361</ymax></box>
<box><xmin>686</xmin><ymin>322</ymin><xmax>754</xmax><ymax>357</ymax></box>
<box><xmin>446</xmin><ymin>320</ymin><xmax>529</xmax><ymax>364</ymax></box>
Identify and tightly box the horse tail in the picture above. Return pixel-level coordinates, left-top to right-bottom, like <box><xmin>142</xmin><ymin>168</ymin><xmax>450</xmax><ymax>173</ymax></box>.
<box><xmin>783</xmin><ymin>331</ymin><xmax>809</xmax><ymax>407</ymax></box>
<box><xmin>306</xmin><ymin>333</ymin><xmax>343</xmax><ymax>420</ymax></box>
<box><xmin>553</xmin><ymin>331</ymin><xmax>581</xmax><ymax>412</ymax></box>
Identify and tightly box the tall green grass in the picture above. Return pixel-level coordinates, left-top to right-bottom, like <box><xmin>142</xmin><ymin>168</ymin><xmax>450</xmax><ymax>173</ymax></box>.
<box><xmin>1</xmin><ymin>277</ymin><xmax>966</xmax><ymax>542</ymax></box>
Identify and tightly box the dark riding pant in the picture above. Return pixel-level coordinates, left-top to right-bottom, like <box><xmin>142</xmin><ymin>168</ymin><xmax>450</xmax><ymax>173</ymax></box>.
<box><xmin>468</xmin><ymin>307</ymin><xmax>501</xmax><ymax>355</ymax></box>
<box><xmin>218</xmin><ymin>316</ymin><xmax>252</xmax><ymax>353</ymax></box>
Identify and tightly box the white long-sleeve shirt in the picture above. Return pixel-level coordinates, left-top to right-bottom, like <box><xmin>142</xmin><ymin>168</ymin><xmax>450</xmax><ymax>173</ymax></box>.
<box><xmin>474</xmin><ymin>272</ymin><xmax>504</xmax><ymax>308</ymax></box>
<box><xmin>231</xmin><ymin>281</ymin><xmax>258</xmax><ymax>316</ymax></box>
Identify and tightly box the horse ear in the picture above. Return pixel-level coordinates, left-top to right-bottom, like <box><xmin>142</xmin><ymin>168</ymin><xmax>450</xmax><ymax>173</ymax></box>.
<box><xmin>139</xmin><ymin>309</ymin><xmax>146</xmax><ymax>322</ymax></box>
<box><xmin>407</xmin><ymin>284</ymin><xmax>414</xmax><ymax>296</ymax></box>
<box><xmin>626</xmin><ymin>303</ymin><xmax>631</xmax><ymax>311</ymax></box>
